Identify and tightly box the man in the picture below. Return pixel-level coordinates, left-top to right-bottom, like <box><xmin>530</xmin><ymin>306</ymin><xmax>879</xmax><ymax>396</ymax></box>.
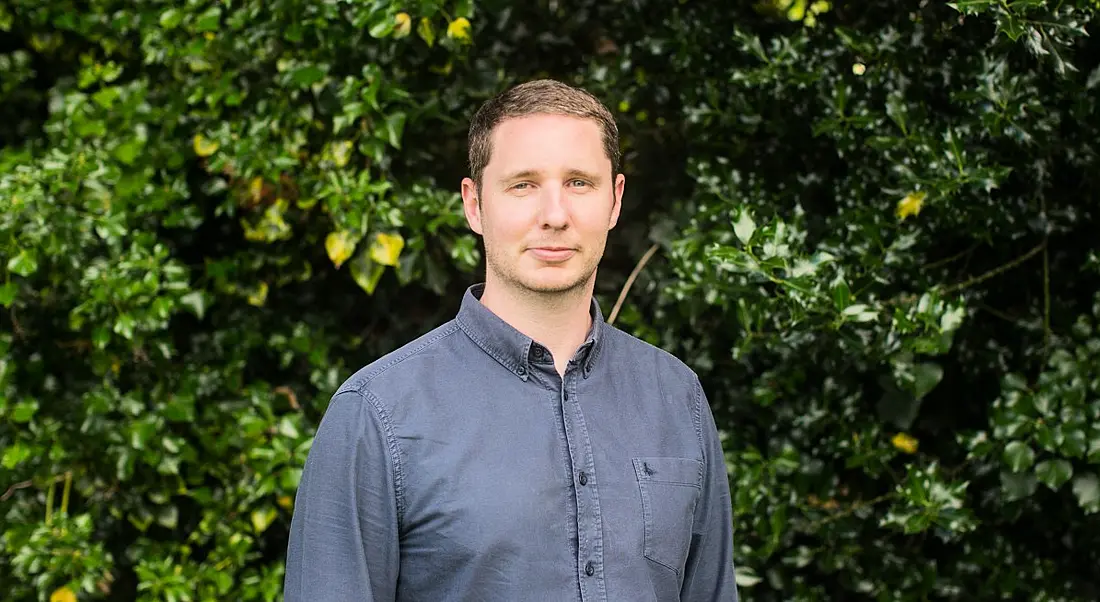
<box><xmin>284</xmin><ymin>79</ymin><xmax>738</xmax><ymax>601</ymax></box>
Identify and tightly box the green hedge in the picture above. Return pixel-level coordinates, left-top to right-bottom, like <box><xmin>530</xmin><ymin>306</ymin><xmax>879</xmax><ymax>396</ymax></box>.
<box><xmin>2</xmin><ymin>0</ymin><xmax>1099</xmax><ymax>600</ymax></box>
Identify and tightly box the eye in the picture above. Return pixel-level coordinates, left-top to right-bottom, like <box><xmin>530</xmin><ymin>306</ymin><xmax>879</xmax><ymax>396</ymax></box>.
<box><xmin>568</xmin><ymin>179</ymin><xmax>590</xmax><ymax>188</ymax></box>
<box><xmin>512</xmin><ymin>182</ymin><xmax>531</xmax><ymax>190</ymax></box>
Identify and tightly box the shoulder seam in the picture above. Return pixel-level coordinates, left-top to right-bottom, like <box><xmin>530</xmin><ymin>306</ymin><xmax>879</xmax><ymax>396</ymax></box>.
<box><xmin>348</xmin><ymin>322</ymin><xmax>461</xmax><ymax>390</ymax></box>
<box><xmin>343</xmin><ymin>388</ymin><xmax>407</xmax><ymax>527</ymax></box>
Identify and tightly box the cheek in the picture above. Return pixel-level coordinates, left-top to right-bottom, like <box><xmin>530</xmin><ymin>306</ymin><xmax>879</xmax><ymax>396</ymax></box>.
<box><xmin>481</xmin><ymin>206</ymin><xmax>533</xmax><ymax>242</ymax></box>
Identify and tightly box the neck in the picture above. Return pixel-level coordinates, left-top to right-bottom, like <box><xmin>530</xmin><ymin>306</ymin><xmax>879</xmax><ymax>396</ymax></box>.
<box><xmin>479</xmin><ymin>277</ymin><xmax>595</xmax><ymax>375</ymax></box>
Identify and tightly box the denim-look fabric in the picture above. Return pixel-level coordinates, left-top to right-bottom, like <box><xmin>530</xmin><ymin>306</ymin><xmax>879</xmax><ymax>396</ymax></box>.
<box><xmin>284</xmin><ymin>284</ymin><xmax>738</xmax><ymax>601</ymax></box>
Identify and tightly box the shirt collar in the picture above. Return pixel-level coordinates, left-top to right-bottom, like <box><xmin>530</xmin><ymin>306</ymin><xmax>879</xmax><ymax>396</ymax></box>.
<box><xmin>455</xmin><ymin>283</ymin><xmax>606</xmax><ymax>380</ymax></box>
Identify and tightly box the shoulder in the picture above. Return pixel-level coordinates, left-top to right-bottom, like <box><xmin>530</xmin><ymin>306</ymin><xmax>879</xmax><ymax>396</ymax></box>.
<box><xmin>600</xmin><ymin>322</ymin><xmax>702</xmax><ymax>391</ymax></box>
<box><xmin>332</xmin><ymin>319</ymin><xmax>462</xmax><ymax>403</ymax></box>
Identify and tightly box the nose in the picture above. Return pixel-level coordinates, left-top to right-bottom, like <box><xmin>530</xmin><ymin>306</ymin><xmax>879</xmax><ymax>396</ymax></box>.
<box><xmin>537</xmin><ymin>185</ymin><xmax>569</xmax><ymax>230</ymax></box>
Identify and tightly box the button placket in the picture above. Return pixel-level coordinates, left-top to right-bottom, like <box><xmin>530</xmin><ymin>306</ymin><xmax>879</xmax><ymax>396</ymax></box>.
<box><xmin>561</xmin><ymin>369</ymin><xmax>604</xmax><ymax>600</ymax></box>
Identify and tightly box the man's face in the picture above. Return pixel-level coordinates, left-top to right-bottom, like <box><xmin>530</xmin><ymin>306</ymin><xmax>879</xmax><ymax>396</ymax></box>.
<box><xmin>461</xmin><ymin>113</ymin><xmax>625</xmax><ymax>297</ymax></box>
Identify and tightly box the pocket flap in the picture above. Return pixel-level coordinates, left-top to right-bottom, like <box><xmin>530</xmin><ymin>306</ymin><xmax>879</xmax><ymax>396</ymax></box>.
<box><xmin>632</xmin><ymin>456</ymin><xmax>703</xmax><ymax>487</ymax></box>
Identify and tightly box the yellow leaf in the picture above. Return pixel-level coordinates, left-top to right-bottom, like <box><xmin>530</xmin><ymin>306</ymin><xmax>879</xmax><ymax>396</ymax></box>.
<box><xmin>446</xmin><ymin>17</ymin><xmax>471</xmax><ymax>41</ymax></box>
<box><xmin>249</xmin><ymin>177</ymin><xmax>264</xmax><ymax>203</ymax></box>
<box><xmin>896</xmin><ymin>191</ymin><xmax>926</xmax><ymax>220</ymax></box>
<box><xmin>50</xmin><ymin>586</ymin><xmax>77</xmax><ymax>602</ymax></box>
<box><xmin>329</xmin><ymin>140</ymin><xmax>353</xmax><ymax>168</ymax></box>
<box><xmin>369</xmin><ymin>232</ymin><xmax>404</xmax><ymax>267</ymax></box>
<box><xmin>852</xmin><ymin>62</ymin><xmax>866</xmax><ymax>76</ymax></box>
<box><xmin>417</xmin><ymin>17</ymin><xmax>435</xmax><ymax>47</ymax></box>
<box><xmin>247</xmin><ymin>281</ymin><xmax>268</xmax><ymax>307</ymax></box>
<box><xmin>892</xmin><ymin>432</ymin><xmax>919</xmax><ymax>454</ymax></box>
<box><xmin>393</xmin><ymin>12</ymin><xmax>412</xmax><ymax>38</ymax></box>
<box><xmin>241</xmin><ymin>201</ymin><xmax>292</xmax><ymax>243</ymax></box>
<box><xmin>251</xmin><ymin>507</ymin><xmax>277</xmax><ymax>533</ymax></box>
<box><xmin>192</xmin><ymin>134</ymin><xmax>218</xmax><ymax>157</ymax></box>
<box><xmin>277</xmin><ymin>495</ymin><xmax>294</xmax><ymax>510</ymax></box>
<box><xmin>325</xmin><ymin>231</ymin><xmax>358</xmax><ymax>268</ymax></box>
<box><xmin>786</xmin><ymin>0</ymin><xmax>807</xmax><ymax>21</ymax></box>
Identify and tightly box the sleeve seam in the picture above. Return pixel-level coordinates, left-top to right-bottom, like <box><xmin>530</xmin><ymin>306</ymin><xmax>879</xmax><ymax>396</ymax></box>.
<box><xmin>350</xmin><ymin>387</ymin><xmax>406</xmax><ymax>528</ymax></box>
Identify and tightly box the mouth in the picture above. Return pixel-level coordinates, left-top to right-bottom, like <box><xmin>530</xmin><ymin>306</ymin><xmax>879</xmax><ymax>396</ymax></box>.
<box><xmin>528</xmin><ymin>247</ymin><xmax>577</xmax><ymax>262</ymax></box>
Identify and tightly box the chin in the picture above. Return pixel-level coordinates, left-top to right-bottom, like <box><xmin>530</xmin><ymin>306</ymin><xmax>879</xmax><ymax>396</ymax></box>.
<box><xmin>518</xmin><ymin>271</ymin><xmax>592</xmax><ymax>294</ymax></box>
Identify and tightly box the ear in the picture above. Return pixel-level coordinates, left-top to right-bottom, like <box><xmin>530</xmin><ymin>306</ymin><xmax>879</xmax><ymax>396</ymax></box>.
<box><xmin>461</xmin><ymin>177</ymin><xmax>484</xmax><ymax>235</ymax></box>
<box><xmin>608</xmin><ymin>173</ymin><xmax>625</xmax><ymax>230</ymax></box>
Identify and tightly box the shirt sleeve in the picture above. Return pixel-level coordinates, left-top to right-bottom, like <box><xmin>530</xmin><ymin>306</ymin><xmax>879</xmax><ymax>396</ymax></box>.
<box><xmin>680</xmin><ymin>379</ymin><xmax>740</xmax><ymax>601</ymax></box>
<box><xmin>284</xmin><ymin>390</ymin><xmax>401</xmax><ymax>602</ymax></box>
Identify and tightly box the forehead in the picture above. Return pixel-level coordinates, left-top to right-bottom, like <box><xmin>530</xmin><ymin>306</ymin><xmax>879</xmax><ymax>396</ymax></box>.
<box><xmin>485</xmin><ymin>113</ymin><xmax>609</xmax><ymax>174</ymax></box>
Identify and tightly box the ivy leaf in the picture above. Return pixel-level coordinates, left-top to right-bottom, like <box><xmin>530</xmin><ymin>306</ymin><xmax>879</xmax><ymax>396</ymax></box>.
<box><xmin>911</xmin><ymin>362</ymin><xmax>944</xmax><ymax>399</ymax></box>
<box><xmin>393</xmin><ymin>13</ymin><xmax>412</xmax><ymax>38</ymax></box>
<box><xmin>114</xmin><ymin>313</ymin><xmax>136</xmax><ymax>339</ymax></box>
<box><xmin>370</xmin><ymin>233</ymin><xmax>405</xmax><ymax>267</ymax></box>
<box><xmin>384</xmin><ymin>112</ymin><xmax>407</xmax><ymax>149</ymax></box>
<box><xmin>0</xmin><ymin>281</ymin><xmax>16</xmax><ymax>306</ymax></box>
<box><xmin>350</xmin><ymin>251</ymin><xmax>386</xmax><ymax>295</ymax></box>
<box><xmin>325</xmin><ymin>231</ymin><xmax>358</xmax><ymax>269</ymax></box>
<box><xmin>830</xmin><ymin>274</ymin><xmax>851</xmax><ymax>310</ymax></box>
<box><xmin>159</xmin><ymin>8</ymin><xmax>184</xmax><ymax>30</ymax></box>
<box><xmin>194</xmin><ymin>6</ymin><xmax>221</xmax><ymax>32</ymax></box>
<box><xmin>735</xmin><ymin>565</ymin><xmax>762</xmax><ymax>587</ymax></box>
<box><xmin>179</xmin><ymin>291</ymin><xmax>209</xmax><ymax>320</ymax></box>
<box><xmin>1072</xmin><ymin>473</ymin><xmax>1099</xmax><ymax>513</ymax></box>
<box><xmin>733</xmin><ymin>209</ymin><xmax>756</xmax><ymax>245</ymax></box>
<box><xmin>1035</xmin><ymin>459</ymin><xmax>1073</xmax><ymax>491</ymax></box>
<box><xmin>417</xmin><ymin>17</ymin><xmax>435</xmax><ymax>47</ymax></box>
<box><xmin>1001</xmin><ymin>470</ymin><xmax>1038</xmax><ymax>501</ymax></box>
<box><xmin>1061</xmin><ymin>426</ymin><xmax>1087</xmax><ymax>458</ymax></box>
<box><xmin>368</xmin><ymin>11</ymin><xmax>396</xmax><ymax>38</ymax></box>
<box><xmin>252</xmin><ymin>506</ymin><xmax>277</xmax><ymax>533</ymax></box>
<box><xmin>1</xmin><ymin>441</ymin><xmax>31</xmax><ymax>469</ymax></box>
<box><xmin>1003</xmin><ymin>441</ymin><xmax>1035</xmax><ymax>472</ymax></box>
<box><xmin>842</xmin><ymin>304</ymin><xmax>878</xmax><ymax>322</ymax></box>
<box><xmin>49</xmin><ymin>586</ymin><xmax>77</xmax><ymax>602</ymax></box>
<box><xmin>446</xmin><ymin>17</ymin><xmax>471</xmax><ymax>42</ymax></box>
<box><xmin>7</xmin><ymin>249</ymin><xmax>38</xmax><ymax>276</ymax></box>
<box><xmin>192</xmin><ymin>134</ymin><xmax>218</xmax><ymax>157</ymax></box>
<box><xmin>896</xmin><ymin>191</ymin><xmax>926</xmax><ymax>220</ymax></box>
<box><xmin>289</xmin><ymin>64</ymin><xmax>325</xmax><ymax>88</ymax></box>
<box><xmin>12</xmin><ymin>399</ymin><xmax>39</xmax><ymax>423</ymax></box>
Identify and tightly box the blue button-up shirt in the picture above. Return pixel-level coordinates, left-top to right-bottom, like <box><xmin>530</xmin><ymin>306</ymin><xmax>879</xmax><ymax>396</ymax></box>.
<box><xmin>284</xmin><ymin>284</ymin><xmax>738</xmax><ymax>601</ymax></box>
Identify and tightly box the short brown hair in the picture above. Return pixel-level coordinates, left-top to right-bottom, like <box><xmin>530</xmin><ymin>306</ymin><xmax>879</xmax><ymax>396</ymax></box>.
<box><xmin>467</xmin><ymin>79</ymin><xmax>621</xmax><ymax>190</ymax></box>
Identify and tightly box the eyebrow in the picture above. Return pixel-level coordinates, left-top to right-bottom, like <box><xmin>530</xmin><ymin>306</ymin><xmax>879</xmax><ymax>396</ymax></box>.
<box><xmin>497</xmin><ymin>169</ymin><xmax>604</xmax><ymax>186</ymax></box>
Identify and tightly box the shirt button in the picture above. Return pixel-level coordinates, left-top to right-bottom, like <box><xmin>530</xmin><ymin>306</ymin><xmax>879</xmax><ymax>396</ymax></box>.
<box><xmin>584</xmin><ymin>561</ymin><xmax>594</xmax><ymax>576</ymax></box>
<box><xmin>578</xmin><ymin>471</ymin><xmax>588</xmax><ymax>486</ymax></box>
<box><xmin>516</xmin><ymin>365</ymin><xmax>527</xmax><ymax>376</ymax></box>
<box><xmin>532</xmin><ymin>347</ymin><xmax>544</xmax><ymax>360</ymax></box>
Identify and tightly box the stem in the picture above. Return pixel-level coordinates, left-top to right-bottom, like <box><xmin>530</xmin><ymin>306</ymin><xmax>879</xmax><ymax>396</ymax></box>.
<box><xmin>45</xmin><ymin>481</ymin><xmax>55</xmax><ymax>524</ymax></box>
<box><xmin>805</xmin><ymin>491</ymin><xmax>898</xmax><ymax>531</ymax></box>
<box><xmin>608</xmin><ymin>243</ymin><xmax>659</xmax><ymax>326</ymax></box>
<box><xmin>941</xmin><ymin>242</ymin><xmax>1045</xmax><ymax>294</ymax></box>
<box><xmin>61</xmin><ymin>471</ymin><xmax>72</xmax><ymax>516</ymax></box>
<box><xmin>1042</xmin><ymin>197</ymin><xmax>1051</xmax><ymax>352</ymax></box>
<box><xmin>924</xmin><ymin>242</ymin><xmax>979</xmax><ymax>271</ymax></box>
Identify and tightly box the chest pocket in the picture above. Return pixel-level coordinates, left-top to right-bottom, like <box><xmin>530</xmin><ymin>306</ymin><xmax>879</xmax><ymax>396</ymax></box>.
<box><xmin>632</xmin><ymin>456</ymin><xmax>704</xmax><ymax>575</ymax></box>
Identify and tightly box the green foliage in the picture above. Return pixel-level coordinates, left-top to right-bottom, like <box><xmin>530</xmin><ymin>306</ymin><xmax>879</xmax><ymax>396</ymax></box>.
<box><xmin>2</xmin><ymin>0</ymin><xmax>1099</xmax><ymax>600</ymax></box>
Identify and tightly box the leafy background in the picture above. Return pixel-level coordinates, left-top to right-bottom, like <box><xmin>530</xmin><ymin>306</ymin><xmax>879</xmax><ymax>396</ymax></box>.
<box><xmin>2</xmin><ymin>0</ymin><xmax>1099</xmax><ymax>600</ymax></box>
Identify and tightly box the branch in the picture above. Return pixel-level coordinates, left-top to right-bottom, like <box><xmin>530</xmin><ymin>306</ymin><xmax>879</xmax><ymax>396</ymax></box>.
<box><xmin>803</xmin><ymin>491</ymin><xmax>898</xmax><ymax>532</ymax></box>
<box><xmin>888</xmin><ymin>241</ymin><xmax>1046</xmax><ymax>306</ymax></box>
<box><xmin>941</xmin><ymin>241</ymin><xmax>1046</xmax><ymax>294</ymax></box>
<box><xmin>1</xmin><ymin>480</ymin><xmax>33</xmax><ymax>502</ymax></box>
<box><xmin>608</xmin><ymin>243</ymin><xmax>660</xmax><ymax>326</ymax></box>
